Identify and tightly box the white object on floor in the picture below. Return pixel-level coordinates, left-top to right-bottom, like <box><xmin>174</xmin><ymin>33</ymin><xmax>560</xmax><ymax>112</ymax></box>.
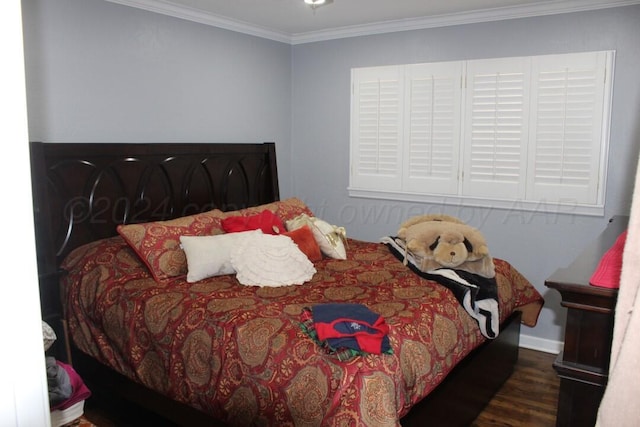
<box><xmin>50</xmin><ymin>399</ymin><xmax>85</xmax><ymax>427</ymax></box>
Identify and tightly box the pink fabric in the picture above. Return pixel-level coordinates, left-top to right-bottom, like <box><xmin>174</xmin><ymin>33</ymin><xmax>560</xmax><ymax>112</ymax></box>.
<box><xmin>50</xmin><ymin>361</ymin><xmax>91</xmax><ymax>411</ymax></box>
<box><xmin>590</xmin><ymin>230</ymin><xmax>627</xmax><ymax>288</ymax></box>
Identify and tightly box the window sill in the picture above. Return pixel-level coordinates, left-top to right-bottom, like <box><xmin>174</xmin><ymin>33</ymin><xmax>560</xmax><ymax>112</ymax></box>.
<box><xmin>347</xmin><ymin>187</ymin><xmax>605</xmax><ymax>217</ymax></box>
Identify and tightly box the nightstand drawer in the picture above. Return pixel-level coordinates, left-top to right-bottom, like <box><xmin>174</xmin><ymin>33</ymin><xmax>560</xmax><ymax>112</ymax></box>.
<box><xmin>563</xmin><ymin>308</ymin><xmax>614</xmax><ymax>370</ymax></box>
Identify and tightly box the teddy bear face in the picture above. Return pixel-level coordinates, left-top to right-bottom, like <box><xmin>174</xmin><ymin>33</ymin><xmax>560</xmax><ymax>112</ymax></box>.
<box><xmin>404</xmin><ymin>225</ymin><xmax>468</xmax><ymax>262</ymax></box>
<box><xmin>430</xmin><ymin>231</ymin><xmax>471</xmax><ymax>268</ymax></box>
<box><xmin>400</xmin><ymin>218</ymin><xmax>495</xmax><ymax>277</ymax></box>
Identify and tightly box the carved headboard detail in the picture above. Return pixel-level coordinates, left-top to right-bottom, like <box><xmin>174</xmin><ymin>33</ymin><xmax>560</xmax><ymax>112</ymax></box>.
<box><xmin>29</xmin><ymin>142</ymin><xmax>279</xmax><ymax>276</ymax></box>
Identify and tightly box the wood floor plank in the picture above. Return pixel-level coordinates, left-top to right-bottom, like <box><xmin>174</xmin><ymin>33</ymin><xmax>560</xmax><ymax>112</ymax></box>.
<box><xmin>472</xmin><ymin>348</ymin><xmax>559</xmax><ymax>426</ymax></box>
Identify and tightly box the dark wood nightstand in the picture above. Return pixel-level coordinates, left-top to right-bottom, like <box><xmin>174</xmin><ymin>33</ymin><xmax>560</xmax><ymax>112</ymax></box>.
<box><xmin>545</xmin><ymin>216</ymin><xmax>625</xmax><ymax>427</ymax></box>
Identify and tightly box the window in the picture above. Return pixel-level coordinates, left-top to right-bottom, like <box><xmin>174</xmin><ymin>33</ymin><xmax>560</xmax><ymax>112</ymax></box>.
<box><xmin>349</xmin><ymin>51</ymin><xmax>614</xmax><ymax>216</ymax></box>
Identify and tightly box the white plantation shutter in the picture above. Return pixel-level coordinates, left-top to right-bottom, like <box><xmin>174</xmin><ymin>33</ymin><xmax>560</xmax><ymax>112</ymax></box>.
<box><xmin>527</xmin><ymin>51</ymin><xmax>611</xmax><ymax>205</ymax></box>
<box><xmin>349</xmin><ymin>51</ymin><xmax>612</xmax><ymax>215</ymax></box>
<box><xmin>463</xmin><ymin>57</ymin><xmax>529</xmax><ymax>199</ymax></box>
<box><xmin>403</xmin><ymin>62</ymin><xmax>463</xmax><ymax>194</ymax></box>
<box><xmin>350</xmin><ymin>66</ymin><xmax>404</xmax><ymax>191</ymax></box>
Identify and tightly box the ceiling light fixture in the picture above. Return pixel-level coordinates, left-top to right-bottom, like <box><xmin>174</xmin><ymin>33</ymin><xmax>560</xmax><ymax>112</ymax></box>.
<box><xmin>304</xmin><ymin>0</ymin><xmax>332</xmax><ymax>11</ymax></box>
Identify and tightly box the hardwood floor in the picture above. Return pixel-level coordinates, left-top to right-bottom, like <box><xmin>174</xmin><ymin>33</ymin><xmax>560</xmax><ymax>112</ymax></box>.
<box><xmin>83</xmin><ymin>348</ymin><xmax>559</xmax><ymax>427</ymax></box>
<box><xmin>471</xmin><ymin>348</ymin><xmax>559</xmax><ymax>426</ymax></box>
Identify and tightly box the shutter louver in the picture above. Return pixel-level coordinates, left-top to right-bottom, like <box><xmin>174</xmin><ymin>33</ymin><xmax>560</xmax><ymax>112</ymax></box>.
<box><xmin>528</xmin><ymin>52</ymin><xmax>609</xmax><ymax>205</ymax></box>
<box><xmin>350</xmin><ymin>66</ymin><xmax>403</xmax><ymax>191</ymax></box>
<box><xmin>463</xmin><ymin>58</ymin><xmax>529</xmax><ymax>199</ymax></box>
<box><xmin>404</xmin><ymin>62</ymin><xmax>462</xmax><ymax>194</ymax></box>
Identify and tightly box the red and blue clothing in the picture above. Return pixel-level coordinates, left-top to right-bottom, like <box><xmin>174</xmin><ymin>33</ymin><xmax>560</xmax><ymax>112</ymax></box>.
<box><xmin>311</xmin><ymin>303</ymin><xmax>391</xmax><ymax>354</ymax></box>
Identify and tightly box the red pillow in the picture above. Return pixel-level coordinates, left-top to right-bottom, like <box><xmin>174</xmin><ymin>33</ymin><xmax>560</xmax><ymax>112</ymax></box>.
<box><xmin>283</xmin><ymin>225</ymin><xmax>323</xmax><ymax>262</ymax></box>
<box><xmin>221</xmin><ymin>210</ymin><xmax>285</xmax><ymax>235</ymax></box>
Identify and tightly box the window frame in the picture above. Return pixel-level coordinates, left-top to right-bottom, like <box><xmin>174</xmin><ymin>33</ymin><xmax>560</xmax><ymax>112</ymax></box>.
<box><xmin>348</xmin><ymin>51</ymin><xmax>615</xmax><ymax>217</ymax></box>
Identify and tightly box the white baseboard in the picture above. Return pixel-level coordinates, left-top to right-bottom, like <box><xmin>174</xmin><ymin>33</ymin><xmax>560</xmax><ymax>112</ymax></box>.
<box><xmin>519</xmin><ymin>332</ymin><xmax>563</xmax><ymax>354</ymax></box>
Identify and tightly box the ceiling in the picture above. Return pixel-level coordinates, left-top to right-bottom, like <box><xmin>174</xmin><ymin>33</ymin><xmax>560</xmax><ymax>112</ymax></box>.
<box><xmin>105</xmin><ymin>0</ymin><xmax>640</xmax><ymax>44</ymax></box>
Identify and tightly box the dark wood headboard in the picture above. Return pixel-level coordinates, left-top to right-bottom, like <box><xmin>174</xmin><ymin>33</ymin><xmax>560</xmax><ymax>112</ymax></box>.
<box><xmin>29</xmin><ymin>142</ymin><xmax>279</xmax><ymax>277</ymax></box>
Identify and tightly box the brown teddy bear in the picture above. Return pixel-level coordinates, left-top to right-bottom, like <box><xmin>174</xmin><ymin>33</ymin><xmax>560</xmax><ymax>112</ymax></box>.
<box><xmin>397</xmin><ymin>215</ymin><xmax>495</xmax><ymax>278</ymax></box>
<box><xmin>397</xmin><ymin>213</ymin><xmax>465</xmax><ymax>234</ymax></box>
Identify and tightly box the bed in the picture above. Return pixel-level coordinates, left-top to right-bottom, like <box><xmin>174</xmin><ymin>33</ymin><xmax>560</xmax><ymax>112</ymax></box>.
<box><xmin>30</xmin><ymin>141</ymin><xmax>544</xmax><ymax>426</ymax></box>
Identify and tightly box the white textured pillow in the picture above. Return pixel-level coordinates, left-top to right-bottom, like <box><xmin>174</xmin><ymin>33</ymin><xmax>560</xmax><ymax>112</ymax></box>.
<box><xmin>230</xmin><ymin>233</ymin><xmax>316</xmax><ymax>287</ymax></box>
<box><xmin>286</xmin><ymin>214</ymin><xmax>347</xmax><ymax>260</ymax></box>
<box><xmin>180</xmin><ymin>230</ymin><xmax>262</xmax><ymax>283</ymax></box>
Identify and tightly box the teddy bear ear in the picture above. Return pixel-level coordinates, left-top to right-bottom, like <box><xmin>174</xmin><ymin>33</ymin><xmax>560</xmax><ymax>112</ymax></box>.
<box><xmin>463</xmin><ymin>237</ymin><xmax>473</xmax><ymax>253</ymax></box>
<box><xmin>466</xmin><ymin>243</ymin><xmax>490</xmax><ymax>261</ymax></box>
<box><xmin>407</xmin><ymin>239</ymin><xmax>421</xmax><ymax>252</ymax></box>
<box><xmin>475</xmin><ymin>244</ymin><xmax>489</xmax><ymax>256</ymax></box>
<box><xmin>429</xmin><ymin>236</ymin><xmax>441</xmax><ymax>251</ymax></box>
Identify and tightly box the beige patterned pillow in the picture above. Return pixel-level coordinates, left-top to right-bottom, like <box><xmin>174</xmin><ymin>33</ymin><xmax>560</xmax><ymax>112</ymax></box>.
<box><xmin>217</xmin><ymin>197</ymin><xmax>315</xmax><ymax>223</ymax></box>
<box><xmin>117</xmin><ymin>209</ymin><xmax>226</xmax><ymax>281</ymax></box>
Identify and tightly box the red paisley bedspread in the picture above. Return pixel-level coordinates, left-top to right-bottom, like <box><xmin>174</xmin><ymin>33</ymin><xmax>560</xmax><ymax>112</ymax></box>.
<box><xmin>61</xmin><ymin>236</ymin><xmax>543</xmax><ymax>426</ymax></box>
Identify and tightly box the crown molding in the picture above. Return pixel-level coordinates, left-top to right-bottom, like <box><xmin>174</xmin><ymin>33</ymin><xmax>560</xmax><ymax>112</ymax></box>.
<box><xmin>291</xmin><ymin>0</ymin><xmax>640</xmax><ymax>44</ymax></box>
<box><xmin>105</xmin><ymin>0</ymin><xmax>640</xmax><ymax>45</ymax></box>
<box><xmin>104</xmin><ymin>0</ymin><xmax>292</xmax><ymax>43</ymax></box>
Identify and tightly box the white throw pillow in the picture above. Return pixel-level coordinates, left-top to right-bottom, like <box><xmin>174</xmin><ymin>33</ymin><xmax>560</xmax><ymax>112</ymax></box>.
<box><xmin>180</xmin><ymin>230</ymin><xmax>262</xmax><ymax>283</ymax></box>
<box><xmin>230</xmin><ymin>233</ymin><xmax>316</xmax><ymax>287</ymax></box>
<box><xmin>286</xmin><ymin>214</ymin><xmax>347</xmax><ymax>260</ymax></box>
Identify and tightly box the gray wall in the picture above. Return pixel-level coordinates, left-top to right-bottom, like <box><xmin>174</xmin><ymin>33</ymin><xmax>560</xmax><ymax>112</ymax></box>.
<box><xmin>22</xmin><ymin>0</ymin><xmax>640</xmax><ymax>350</ymax></box>
<box><xmin>291</xmin><ymin>5</ymin><xmax>640</xmax><ymax>349</ymax></box>
<box><xmin>21</xmin><ymin>0</ymin><xmax>294</xmax><ymax>195</ymax></box>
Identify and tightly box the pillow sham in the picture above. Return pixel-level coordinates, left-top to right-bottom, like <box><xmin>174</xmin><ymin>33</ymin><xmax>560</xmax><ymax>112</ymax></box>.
<box><xmin>283</xmin><ymin>225</ymin><xmax>322</xmax><ymax>262</ymax></box>
<box><xmin>221</xmin><ymin>210</ymin><xmax>285</xmax><ymax>235</ymax></box>
<box><xmin>286</xmin><ymin>214</ymin><xmax>347</xmax><ymax>260</ymax></box>
<box><xmin>117</xmin><ymin>198</ymin><xmax>314</xmax><ymax>282</ymax></box>
<box><xmin>117</xmin><ymin>209</ymin><xmax>226</xmax><ymax>282</ymax></box>
<box><xmin>218</xmin><ymin>197</ymin><xmax>315</xmax><ymax>224</ymax></box>
<box><xmin>180</xmin><ymin>230</ymin><xmax>262</xmax><ymax>283</ymax></box>
<box><xmin>230</xmin><ymin>233</ymin><xmax>316</xmax><ymax>287</ymax></box>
